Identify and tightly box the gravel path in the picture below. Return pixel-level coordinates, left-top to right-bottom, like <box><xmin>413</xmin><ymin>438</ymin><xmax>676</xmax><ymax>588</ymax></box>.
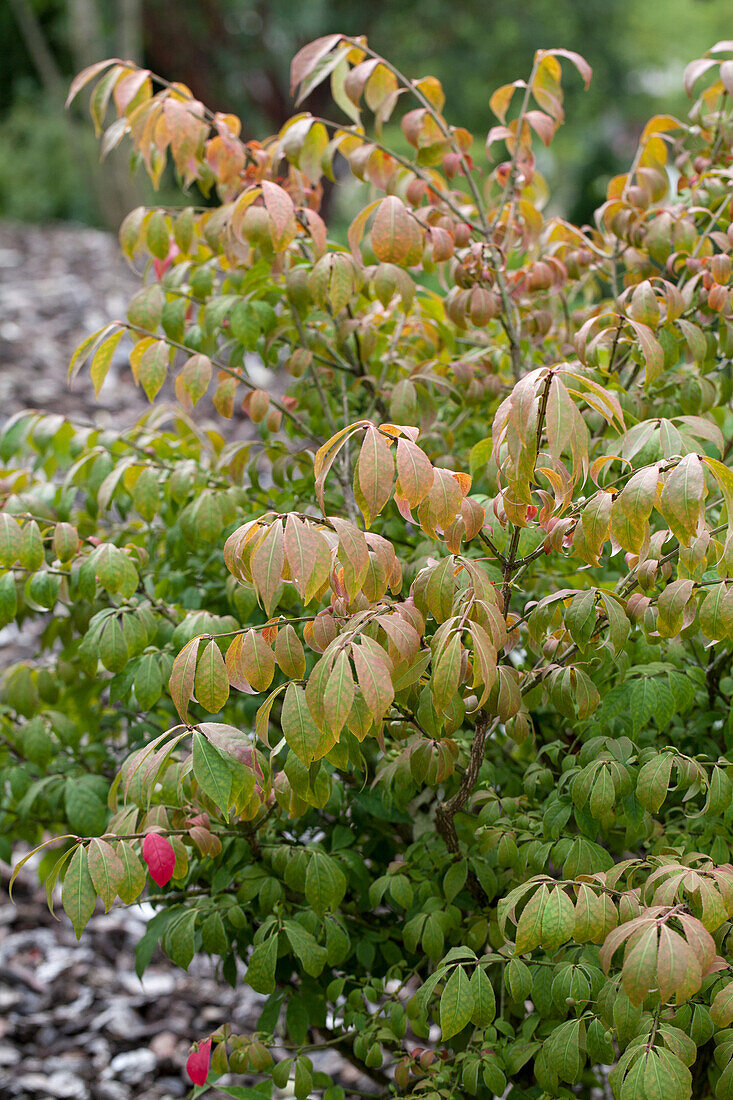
<box><xmin>0</xmin><ymin>221</ymin><xmax>146</xmax><ymax>424</ymax></box>
<box><xmin>0</xmin><ymin>865</ymin><xmax>261</xmax><ymax>1100</ymax></box>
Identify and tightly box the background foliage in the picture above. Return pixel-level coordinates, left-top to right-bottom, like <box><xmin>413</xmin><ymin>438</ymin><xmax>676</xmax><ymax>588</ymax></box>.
<box><xmin>2</xmin><ymin>0</ymin><xmax>733</xmax><ymax>225</ymax></box>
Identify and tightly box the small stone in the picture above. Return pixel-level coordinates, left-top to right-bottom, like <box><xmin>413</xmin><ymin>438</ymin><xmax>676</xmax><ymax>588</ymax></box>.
<box><xmin>0</xmin><ymin>1044</ymin><xmax>21</xmax><ymax>1067</ymax></box>
<box><xmin>103</xmin><ymin>1048</ymin><xmax>157</xmax><ymax>1085</ymax></box>
<box><xmin>15</xmin><ymin>1071</ymin><xmax>90</xmax><ymax>1098</ymax></box>
<box><xmin>134</xmin><ymin>971</ymin><xmax>176</xmax><ymax>999</ymax></box>
<box><xmin>92</xmin><ymin>1083</ymin><xmax>129</xmax><ymax>1100</ymax></box>
<box><xmin>92</xmin><ymin>1001</ymin><xmax>146</xmax><ymax>1040</ymax></box>
<box><xmin>149</xmin><ymin>1031</ymin><xmax>180</xmax><ymax>1063</ymax></box>
<box><xmin>154</xmin><ymin>1076</ymin><xmax>187</xmax><ymax>1097</ymax></box>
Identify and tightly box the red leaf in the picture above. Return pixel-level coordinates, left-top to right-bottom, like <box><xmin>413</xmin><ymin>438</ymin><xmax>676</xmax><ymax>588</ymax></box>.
<box><xmin>186</xmin><ymin>1039</ymin><xmax>212</xmax><ymax>1085</ymax></box>
<box><xmin>142</xmin><ymin>833</ymin><xmax>175</xmax><ymax>887</ymax></box>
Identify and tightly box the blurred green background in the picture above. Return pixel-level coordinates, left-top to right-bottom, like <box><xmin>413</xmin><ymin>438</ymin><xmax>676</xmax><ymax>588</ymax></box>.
<box><xmin>1</xmin><ymin>0</ymin><xmax>730</xmax><ymax>229</ymax></box>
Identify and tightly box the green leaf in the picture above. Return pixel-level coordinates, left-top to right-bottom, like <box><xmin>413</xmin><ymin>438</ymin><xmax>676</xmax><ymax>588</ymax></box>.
<box><xmin>305</xmin><ymin>851</ymin><xmax>347</xmax><ymax>916</ymax></box>
<box><xmin>90</xmin><ymin>328</ymin><xmax>124</xmax><ymax>396</ymax></box>
<box><xmin>282</xmin><ymin>683</ymin><xmax>331</xmax><ymax>765</ymax></box>
<box><xmin>192</xmin><ymin>729</ymin><xmax>232</xmax><ymax>815</ymax></box>
<box><xmin>515</xmin><ymin>884</ymin><xmax>548</xmax><ymax>954</ymax></box>
<box><xmin>321</xmin><ymin>650</ymin><xmax>355</xmax><ymax>738</ymax></box>
<box><xmin>432</xmin><ymin>632</ymin><xmax>462</xmax><ymax>711</ymax></box>
<box><xmin>62</xmin><ymin>844</ymin><xmax>96</xmax><ymax>939</ymax></box>
<box><xmin>195</xmin><ymin>639</ymin><xmax>230</xmax><ymax>713</ymax></box>
<box><xmin>283</xmin><ymin>920</ymin><xmax>328</xmax><ymax>977</ymax></box>
<box><xmin>116</xmin><ymin>841</ymin><xmax>146</xmax><ymax>905</ymax></box>
<box><xmin>64</xmin><ymin>782</ymin><xmax>107</xmax><ymax>837</ymax></box>
<box><xmin>440</xmin><ymin>964</ymin><xmax>474</xmax><ymax>1040</ymax></box>
<box><xmin>637</xmin><ymin>753</ymin><xmax>674</xmax><ymax>814</ymax></box>
<box><xmin>546</xmin><ymin>1018</ymin><xmax>583</xmax><ymax>1084</ymax></box>
<box><xmin>86</xmin><ymin>838</ymin><xmax>124</xmax><ymax>912</ymax></box>
<box><xmin>134</xmin><ymin>653</ymin><xmax>163</xmax><ymax>710</ymax></box>
<box><xmin>469</xmin><ymin>966</ymin><xmax>496</xmax><ymax>1026</ymax></box>
<box><xmin>162</xmin><ymin>909</ymin><xmax>197</xmax><ymax>970</ymax></box>
<box><xmin>246</xmin><ymin>934</ymin><xmax>278</xmax><ymax>994</ymax></box>
<box><xmin>0</xmin><ymin>514</ymin><xmax>22</xmax><ymax>566</ymax></box>
<box><xmin>540</xmin><ymin>887</ymin><xmax>575</xmax><ymax>951</ymax></box>
<box><xmin>443</xmin><ymin>859</ymin><xmax>467</xmax><ymax>903</ymax></box>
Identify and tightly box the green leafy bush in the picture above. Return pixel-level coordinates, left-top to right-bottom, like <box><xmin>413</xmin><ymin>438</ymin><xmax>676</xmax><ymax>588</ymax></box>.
<box><xmin>4</xmin><ymin>35</ymin><xmax>733</xmax><ymax>1100</ymax></box>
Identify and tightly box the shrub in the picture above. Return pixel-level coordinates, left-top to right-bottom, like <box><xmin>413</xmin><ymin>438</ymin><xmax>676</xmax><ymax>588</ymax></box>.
<box><xmin>4</xmin><ymin>34</ymin><xmax>733</xmax><ymax>1100</ymax></box>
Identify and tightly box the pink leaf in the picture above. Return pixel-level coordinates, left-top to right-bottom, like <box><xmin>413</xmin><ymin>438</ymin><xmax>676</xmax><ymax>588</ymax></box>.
<box><xmin>186</xmin><ymin>1039</ymin><xmax>211</xmax><ymax>1085</ymax></box>
<box><xmin>141</xmin><ymin>833</ymin><xmax>175</xmax><ymax>887</ymax></box>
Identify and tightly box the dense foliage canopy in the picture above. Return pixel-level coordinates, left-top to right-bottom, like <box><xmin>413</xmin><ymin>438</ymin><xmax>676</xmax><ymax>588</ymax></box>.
<box><xmin>4</xmin><ymin>31</ymin><xmax>733</xmax><ymax>1100</ymax></box>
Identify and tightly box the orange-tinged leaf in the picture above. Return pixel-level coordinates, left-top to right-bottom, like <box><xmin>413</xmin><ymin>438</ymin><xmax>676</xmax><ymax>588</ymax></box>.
<box><xmin>356</xmin><ymin>426</ymin><xmax>395</xmax><ymax>528</ymax></box>
<box><xmin>290</xmin><ymin>34</ymin><xmax>342</xmax><ymax>97</ymax></box>
<box><xmin>331</xmin><ymin>517</ymin><xmax>370</xmax><ymax>599</ymax></box>
<box><xmin>138</xmin><ymin>339</ymin><xmax>169</xmax><ymax>401</ymax></box>
<box><xmin>371</xmin><ymin>196</ymin><xmax>422</xmax><ymax>266</ymax></box>
<box><xmin>413</xmin><ymin>75</ymin><xmax>445</xmax><ymax>112</ymax></box>
<box><xmin>347</xmin><ymin>199</ymin><xmax>381</xmax><ymax>264</ymax></box>
<box><xmin>225</xmin><ymin>633</ymin><xmax>257</xmax><ymax>694</ymax></box>
<box><xmin>699</xmin><ymin>583</ymin><xmax>733</xmax><ymax>642</ymax></box>
<box><xmin>261</xmin><ymin>180</ymin><xmax>297</xmax><ymax>251</ymax></box>
<box><xmin>489</xmin><ymin>81</ymin><xmax>523</xmax><ymax>124</ymax></box>
<box><xmin>169</xmin><ymin>636</ymin><xmax>202</xmax><ymax>722</ymax></box>
<box><xmin>660</xmin><ymin>454</ymin><xmax>705</xmax><ymax>546</ymax></box>
<box><xmin>176</xmin><ymin>354</ymin><xmax>211</xmax><ymax>407</ymax></box>
<box><xmin>314</xmin><ymin>422</ymin><xmax>365</xmax><ymax>513</ymax></box>
<box><xmin>711</xmin><ymin>981</ymin><xmax>733</xmax><ymax>1027</ymax></box>
<box><xmin>545</xmin><ymin>48</ymin><xmax>593</xmax><ymax>89</ymax></box>
<box><xmin>284</xmin><ymin>514</ymin><xmax>330</xmax><ymax>603</ymax></box>
<box><xmin>610</xmin><ymin>465</ymin><xmax>659</xmax><ymax>553</ymax></box>
<box><xmin>469</xmin><ymin>621</ymin><xmax>497</xmax><ymax>707</ymax></box>
<box><xmin>396</xmin><ymin>438</ymin><xmax>434</xmax><ymax>507</ymax></box>
<box><xmin>621</xmin><ymin>924</ymin><xmax>658</xmax><ymax>1006</ymax></box>
<box><xmin>240</xmin><ymin>629</ymin><xmax>275</xmax><ymax>692</ymax></box>
<box><xmin>251</xmin><ymin>521</ymin><xmax>285</xmax><ymax>616</ymax></box>
<box><xmin>525</xmin><ymin>109</ymin><xmax>555</xmax><ymax>146</ymax></box>
<box><xmin>195</xmin><ymin>639</ymin><xmax>230</xmax><ymax>713</ymax></box>
<box><xmin>656</xmin><ymin>578</ymin><xmax>695</xmax><ymax>638</ymax></box>
<box><xmin>657</xmin><ymin>924</ymin><xmax>701</xmax><ymax>1003</ymax></box>
<box><xmin>702</xmin><ymin>456</ymin><xmax>733</xmax><ymax>527</ymax></box>
<box><xmin>352</xmin><ymin>642</ymin><xmax>393</xmax><ymax>723</ymax></box>
<box><xmin>275</xmin><ymin>624</ymin><xmax>306</xmax><ymax>680</ymax></box>
<box><xmin>66</xmin><ymin>59</ymin><xmax>121</xmax><ymax>107</ymax></box>
<box><xmin>419</xmin><ymin>468</ymin><xmax>463</xmax><ymax>535</ymax></box>
<box><xmin>255</xmin><ymin>683</ymin><xmax>288</xmax><ymax>744</ymax></box>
